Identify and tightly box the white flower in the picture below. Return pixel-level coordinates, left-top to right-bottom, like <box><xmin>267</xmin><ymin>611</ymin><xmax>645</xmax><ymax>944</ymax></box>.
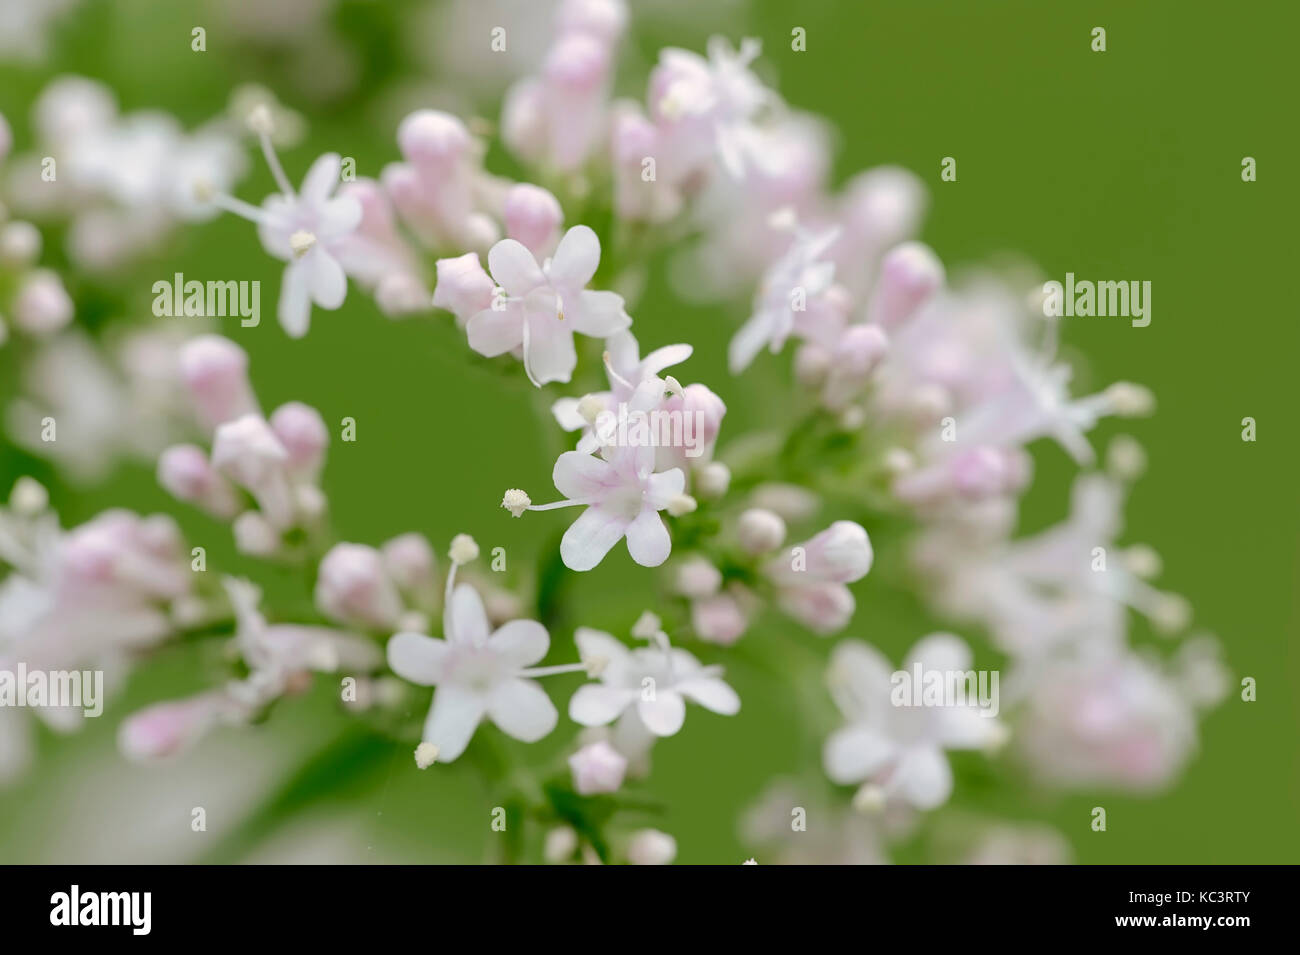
<box><xmin>729</xmin><ymin>224</ymin><xmax>840</xmax><ymax>373</ymax></box>
<box><xmin>386</xmin><ymin>582</ymin><xmax>563</xmax><ymax>762</ymax></box>
<box><xmin>205</xmin><ymin>129</ymin><xmax>361</xmax><ymax>337</ymax></box>
<box><xmin>569</xmin><ymin>627</ymin><xmax>740</xmax><ymax>737</ymax></box>
<box><xmin>823</xmin><ymin>635</ymin><xmax>1004</xmax><ymax>811</ymax></box>
<box><xmin>467</xmin><ymin>225</ymin><xmax>631</xmax><ymax>386</ymax></box>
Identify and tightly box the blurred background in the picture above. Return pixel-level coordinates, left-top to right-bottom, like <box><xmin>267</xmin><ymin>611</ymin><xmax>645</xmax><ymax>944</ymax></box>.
<box><xmin>0</xmin><ymin>0</ymin><xmax>1296</xmax><ymax>863</ymax></box>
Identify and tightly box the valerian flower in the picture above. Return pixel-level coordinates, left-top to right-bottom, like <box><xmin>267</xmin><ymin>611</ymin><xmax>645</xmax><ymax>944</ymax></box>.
<box><xmin>467</xmin><ymin>225</ymin><xmax>631</xmax><ymax>386</ymax></box>
<box><xmin>569</xmin><ymin>626</ymin><xmax>740</xmax><ymax>737</ymax></box>
<box><xmin>385</xmin><ymin>545</ymin><xmax>587</xmax><ymax>762</ymax></box>
<box><xmin>202</xmin><ymin>109</ymin><xmax>362</xmax><ymax>337</ymax></box>
<box><xmin>823</xmin><ymin>635</ymin><xmax>1005</xmax><ymax>811</ymax></box>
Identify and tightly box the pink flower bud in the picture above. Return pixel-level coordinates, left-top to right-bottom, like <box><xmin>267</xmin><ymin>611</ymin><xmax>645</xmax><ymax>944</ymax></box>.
<box><xmin>375</xmin><ymin>272</ymin><xmax>431</xmax><ymax>317</ymax></box>
<box><xmin>12</xmin><ymin>269</ymin><xmax>73</xmax><ymax>335</ymax></box>
<box><xmin>179</xmin><ymin>335</ymin><xmax>260</xmax><ymax>430</ymax></box>
<box><xmin>568</xmin><ymin>739</ymin><xmax>628</xmax><ymax>795</ymax></box>
<box><xmin>770</xmin><ymin>520</ymin><xmax>872</xmax><ymax>586</ymax></box>
<box><xmin>211</xmin><ymin>414</ymin><xmax>294</xmax><ymax>528</ymax></box>
<box><xmin>691</xmin><ymin>591</ymin><xmax>749</xmax><ymax>645</ymax></box>
<box><xmin>381</xmin><ymin>533</ymin><xmax>438</xmax><ymax>602</ymax></box>
<box><xmin>627</xmin><ymin>829</ymin><xmax>677</xmax><ymax>865</ymax></box>
<box><xmin>674</xmin><ymin>555</ymin><xmax>722</xmax><ymax>598</ymax></box>
<box><xmin>269</xmin><ymin>401</ymin><xmax>328</xmax><ymax>479</ymax></box>
<box><xmin>557</xmin><ymin>0</ymin><xmax>628</xmax><ymax>43</ymax></box>
<box><xmin>869</xmin><ymin>241</ymin><xmax>944</xmax><ymax>328</ymax></box>
<box><xmin>118</xmin><ymin>695</ymin><xmax>223</xmax><ymax>761</ymax></box>
<box><xmin>503</xmin><ymin>183</ymin><xmax>564</xmax><ymax>258</ymax></box>
<box><xmin>822</xmin><ymin>324</ymin><xmax>888</xmax><ymax>410</ymax></box>
<box><xmin>776</xmin><ymin>581</ymin><xmax>855</xmax><ymax>635</ymax></box>
<box><xmin>315</xmin><ymin>542</ymin><xmax>404</xmax><ymax>629</ymax></box>
<box><xmin>157</xmin><ymin>444</ymin><xmax>239</xmax><ymax>517</ymax></box>
<box><xmin>396</xmin><ymin>110</ymin><xmax>471</xmax><ymax>169</ymax></box>
<box><xmin>737</xmin><ymin>508</ymin><xmax>787</xmax><ymax>554</ymax></box>
<box><xmin>544</xmin><ymin>32</ymin><xmax>611</xmax><ymax>92</ymax></box>
<box><xmin>432</xmin><ymin>252</ymin><xmax>496</xmax><ymax>325</ymax></box>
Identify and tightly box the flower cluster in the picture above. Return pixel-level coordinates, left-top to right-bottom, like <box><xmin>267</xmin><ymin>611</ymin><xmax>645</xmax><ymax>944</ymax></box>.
<box><xmin>0</xmin><ymin>0</ymin><xmax>1228</xmax><ymax>864</ymax></box>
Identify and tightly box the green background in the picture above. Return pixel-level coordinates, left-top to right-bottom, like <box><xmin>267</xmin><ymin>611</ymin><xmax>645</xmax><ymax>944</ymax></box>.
<box><xmin>0</xmin><ymin>0</ymin><xmax>1296</xmax><ymax>863</ymax></box>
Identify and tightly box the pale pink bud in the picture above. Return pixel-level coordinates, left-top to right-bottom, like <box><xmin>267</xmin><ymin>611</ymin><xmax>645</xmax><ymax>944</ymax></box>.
<box><xmin>675</xmin><ymin>555</ymin><xmax>722</xmax><ymax>598</ymax></box>
<box><xmin>396</xmin><ymin>110</ymin><xmax>471</xmax><ymax>169</ymax></box>
<box><xmin>869</xmin><ymin>241</ymin><xmax>944</xmax><ymax>327</ymax></box>
<box><xmin>315</xmin><ymin>542</ymin><xmax>404</xmax><ymax>629</ymax></box>
<box><xmin>544</xmin><ymin>32</ymin><xmax>611</xmax><ymax>92</ymax></box>
<box><xmin>691</xmin><ymin>592</ymin><xmax>749</xmax><ymax>645</ymax></box>
<box><xmin>737</xmin><ymin>508</ymin><xmax>787</xmax><ymax>555</ymax></box>
<box><xmin>118</xmin><ymin>695</ymin><xmax>222</xmax><ymax>761</ymax></box>
<box><xmin>568</xmin><ymin>740</ymin><xmax>628</xmax><ymax>795</ymax></box>
<box><xmin>557</xmin><ymin>0</ymin><xmax>628</xmax><ymax>43</ymax></box>
<box><xmin>157</xmin><ymin>444</ymin><xmax>240</xmax><ymax>517</ymax></box>
<box><xmin>11</xmin><ymin>269</ymin><xmax>73</xmax><ymax>335</ymax></box>
<box><xmin>794</xmin><ymin>343</ymin><xmax>832</xmax><ymax>389</ymax></box>
<box><xmin>432</xmin><ymin>252</ymin><xmax>495</xmax><ymax>325</ymax></box>
<box><xmin>822</xmin><ymin>324</ymin><xmax>888</xmax><ymax>410</ymax></box>
<box><xmin>503</xmin><ymin>183</ymin><xmax>564</xmax><ymax>258</ymax></box>
<box><xmin>269</xmin><ymin>401</ymin><xmax>328</xmax><ymax>479</ymax></box>
<box><xmin>232</xmin><ymin>511</ymin><xmax>279</xmax><ymax>556</ymax></box>
<box><xmin>0</xmin><ymin>220</ymin><xmax>42</xmax><ymax>268</ymax></box>
<box><xmin>381</xmin><ymin>533</ymin><xmax>438</xmax><ymax>601</ymax></box>
<box><xmin>776</xmin><ymin>581</ymin><xmax>855</xmax><ymax>635</ymax></box>
<box><xmin>627</xmin><ymin>829</ymin><xmax>677</xmax><ymax>865</ymax></box>
<box><xmin>375</xmin><ymin>272</ymin><xmax>430</xmax><ymax>317</ymax></box>
<box><xmin>771</xmin><ymin>521</ymin><xmax>872</xmax><ymax>586</ymax></box>
<box><xmin>180</xmin><ymin>335</ymin><xmax>260</xmax><ymax>430</ymax></box>
<box><xmin>501</xmin><ymin>79</ymin><xmax>547</xmax><ymax>163</ymax></box>
<box><xmin>211</xmin><ymin>414</ymin><xmax>294</xmax><ymax>528</ymax></box>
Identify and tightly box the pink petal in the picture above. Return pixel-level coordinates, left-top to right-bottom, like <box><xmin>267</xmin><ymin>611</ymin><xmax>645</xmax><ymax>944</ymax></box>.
<box><xmin>552</xmin><ymin>450</ymin><xmax>616</xmax><ymax>500</ymax></box>
<box><xmin>278</xmin><ymin>260</ymin><xmax>312</xmax><ymax>338</ymax></box>
<box><xmin>892</xmin><ymin>746</ymin><xmax>953</xmax><ymax>809</ymax></box>
<box><xmin>569</xmin><ymin>289</ymin><xmax>630</xmax><ymax>337</ymax></box>
<box><xmin>300</xmin><ymin>153</ymin><xmax>342</xmax><ymax>206</ymax></box>
<box><xmin>569</xmin><ymin>683</ymin><xmax>637</xmax><ymax>726</ymax></box>
<box><xmin>306</xmin><ymin>249</ymin><xmax>347</xmax><ymax>309</ymax></box>
<box><xmin>822</xmin><ymin>725</ymin><xmax>894</xmax><ymax>785</ymax></box>
<box><xmin>523</xmin><ymin>311</ymin><xmax>577</xmax><ymax>385</ymax></box>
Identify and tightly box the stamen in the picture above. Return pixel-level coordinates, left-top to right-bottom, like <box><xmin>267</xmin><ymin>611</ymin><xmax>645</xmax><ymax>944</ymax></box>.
<box><xmin>517</xmin><ymin>661</ymin><xmax>590</xmax><ymax>678</ymax></box>
<box><xmin>501</xmin><ymin>488</ymin><xmax>531</xmax><ymax>517</ymax></box>
<box><xmin>602</xmin><ymin>351</ymin><xmax>635</xmax><ymax>392</ymax></box>
<box><xmin>289</xmin><ymin>230</ymin><xmax>317</xmax><ymax>258</ymax></box>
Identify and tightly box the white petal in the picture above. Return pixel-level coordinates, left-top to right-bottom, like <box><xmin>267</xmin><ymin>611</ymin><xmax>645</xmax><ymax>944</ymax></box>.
<box><xmin>569</xmin><ymin>683</ymin><xmax>637</xmax><ymax>726</ymax></box>
<box><xmin>574</xmin><ymin>627</ymin><xmax>633</xmax><ymax>682</ymax></box>
<box><xmin>466</xmin><ymin>305</ymin><xmax>524</xmax><ymax>357</ymax></box>
<box><xmin>905</xmin><ymin>632</ymin><xmax>972</xmax><ymax>674</ymax></box>
<box><xmin>444</xmin><ymin>583</ymin><xmax>491</xmax><ymax>644</ymax></box>
<box><xmin>386</xmin><ymin>632</ymin><xmax>451</xmax><ymax>685</ymax></box>
<box><xmin>551</xmin><ymin>397</ymin><xmax>586</xmax><ymax>431</ymax></box>
<box><xmin>422</xmin><ymin>684</ymin><xmax>486</xmax><ymax>761</ymax></box>
<box><xmin>643</xmin><ymin>468</ymin><xmax>685</xmax><ymax>510</ymax></box>
<box><xmin>822</xmin><ymin>724</ymin><xmax>894</xmax><ymax>785</ymax></box>
<box><xmin>301</xmin><ymin>152</ymin><xmax>342</xmax><ymax>205</ymax></box>
<box><xmin>523</xmin><ymin>311</ymin><xmax>577</xmax><ymax>385</ymax></box>
<box><xmin>625</xmin><ymin>509</ymin><xmax>672</xmax><ymax>567</ymax></box>
<box><xmin>487</xmin><ymin>678</ymin><xmax>557</xmax><ymax>742</ymax></box>
<box><xmin>560</xmin><ymin>506</ymin><xmax>630</xmax><ymax>572</ymax></box>
<box><xmin>641</xmin><ymin>343</ymin><xmax>692</xmax><ymax>377</ymax></box>
<box><xmin>828</xmin><ymin>640</ymin><xmax>895</xmax><ymax>722</ymax></box>
<box><xmin>487</xmin><ymin>619</ymin><xmax>550</xmax><ymax>668</ymax></box>
<box><xmin>318</xmin><ymin>195</ymin><xmax>362</xmax><ymax>238</ymax></box>
<box><xmin>570</xmin><ymin>290</ymin><xmax>630</xmax><ymax>337</ymax></box>
<box><xmin>306</xmin><ymin>249</ymin><xmax>347</xmax><ymax>309</ymax></box>
<box><xmin>891</xmin><ymin>746</ymin><xmax>953</xmax><ymax>809</ymax></box>
<box><xmin>487</xmin><ymin>238</ymin><xmax>545</xmax><ymax>296</ymax></box>
<box><xmin>676</xmin><ymin>676</ymin><xmax>740</xmax><ymax>715</ymax></box>
<box><xmin>638</xmin><ymin>690</ymin><xmax>686</xmax><ymax>736</ymax></box>
<box><xmin>278</xmin><ymin>260</ymin><xmax>312</xmax><ymax>338</ymax></box>
<box><xmin>604</xmin><ymin>329</ymin><xmax>640</xmax><ymax>377</ymax></box>
<box><xmin>728</xmin><ymin>309</ymin><xmax>775</xmax><ymax>373</ymax></box>
<box><xmin>552</xmin><ymin>450</ymin><xmax>616</xmax><ymax>500</ymax></box>
<box><xmin>548</xmin><ymin>224</ymin><xmax>600</xmax><ymax>288</ymax></box>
